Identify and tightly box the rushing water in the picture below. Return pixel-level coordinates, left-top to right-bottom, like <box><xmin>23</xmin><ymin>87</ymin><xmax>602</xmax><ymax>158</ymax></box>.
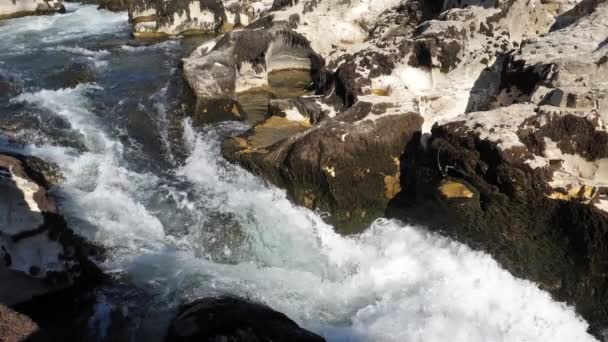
<box><xmin>0</xmin><ymin>4</ymin><xmax>600</xmax><ymax>342</ymax></box>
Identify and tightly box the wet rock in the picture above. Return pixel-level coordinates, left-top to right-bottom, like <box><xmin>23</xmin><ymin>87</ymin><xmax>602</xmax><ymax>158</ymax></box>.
<box><xmin>0</xmin><ymin>153</ymin><xmax>100</xmax><ymax>306</ymax></box>
<box><xmin>191</xmin><ymin>97</ymin><xmax>247</xmax><ymax>125</ymax></box>
<box><xmin>223</xmin><ymin>103</ymin><xmax>424</xmax><ymax>233</ymax></box>
<box><xmin>0</xmin><ymin>0</ymin><xmax>65</xmax><ymax>20</ymax></box>
<box><xmin>387</xmin><ymin>102</ymin><xmax>608</xmax><ymax>336</ymax></box>
<box><xmin>183</xmin><ymin>22</ymin><xmax>325</xmax><ymax>108</ymax></box>
<box><xmin>0</xmin><ymin>304</ymin><xmax>50</xmax><ymax>342</ymax></box>
<box><xmin>377</xmin><ymin>3</ymin><xmax>608</xmax><ymax>335</ymax></box>
<box><xmin>98</xmin><ymin>0</ymin><xmax>128</xmax><ymax>11</ymax></box>
<box><xmin>127</xmin><ymin>0</ymin><xmax>252</xmax><ymax>39</ymax></box>
<box><xmin>45</xmin><ymin>62</ymin><xmax>97</xmax><ymax>89</ymax></box>
<box><xmin>165</xmin><ymin>296</ymin><xmax>325</xmax><ymax>342</ymax></box>
<box><xmin>0</xmin><ymin>73</ymin><xmax>23</xmax><ymax>102</ymax></box>
<box><xmin>189</xmin><ymin>0</ymin><xmax>608</xmax><ymax>334</ymax></box>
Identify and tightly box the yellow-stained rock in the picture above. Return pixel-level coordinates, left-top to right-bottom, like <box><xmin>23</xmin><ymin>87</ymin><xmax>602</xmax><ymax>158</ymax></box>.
<box><xmin>548</xmin><ymin>185</ymin><xmax>597</xmax><ymax>203</ymax></box>
<box><xmin>439</xmin><ymin>181</ymin><xmax>474</xmax><ymax>199</ymax></box>
<box><xmin>322</xmin><ymin>166</ymin><xmax>336</xmax><ymax>177</ymax></box>
<box><xmin>384</xmin><ymin>174</ymin><xmax>401</xmax><ymax>199</ymax></box>
<box><xmin>241</xmin><ymin>116</ymin><xmax>311</xmax><ymax>152</ymax></box>
<box><xmin>371</xmin><ymin>89</ymin><xmax>389</xmax><ymax>96</ymax></box>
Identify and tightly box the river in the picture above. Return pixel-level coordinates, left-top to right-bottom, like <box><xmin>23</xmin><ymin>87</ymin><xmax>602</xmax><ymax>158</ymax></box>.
<box><xmin>0</xmin><ymin>4</ymin><xmax>598</xmax><ymax>342</ymax></box>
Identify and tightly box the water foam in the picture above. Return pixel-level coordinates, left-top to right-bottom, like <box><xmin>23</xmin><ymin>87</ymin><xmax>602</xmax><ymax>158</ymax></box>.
<box><xmin>0</xmin><ymin>4</ymin><xmax>127</xmax><ymax>47</ymax></box>
<box><xmin>172</xmin><ymin>120</ymin><xmax>598</xmax><ymax>342</ymax></box>
<box><xmin>11</xmin><ymin>85</ymin><xmax>168</xmax><ymax>252</ymax></box>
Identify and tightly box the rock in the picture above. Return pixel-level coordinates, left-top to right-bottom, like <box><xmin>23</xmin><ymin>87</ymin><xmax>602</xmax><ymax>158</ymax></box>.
<box><xmin>0</xmin><ymin>304</ymin><xmax>50</xmax><ymax>342</ymax></box>
<box><xmin>198</xmin><ymin>0</ymin><xmax>553</xmax><ymax>232</ymax></box>
<box><xmin>165</xmin><ymin>296</ymin><xmax>325</xmax><ymax>342</ymax></box>
<box><xmin>0</xmin><ymin>153</ymin><xmax>100</xmax><ymax>306</ymax></box>
<box><xmin>223</xmin><ymin>102</ymin><xmax>424</xmax><ymax>232</ymax></box>
<box><xmin>183</xmin><ymin>0</ymin><xmax>608</xmax><ymax>336</ymax></box>
<box><xmin>44</xmin><ymin>62</ymin><xmax>97</xmax><ymax>90</ymax></box>
<box><xmin>127</xmin><ymin>0</ymin><xmax>253</xmax><ymax>39</ymax></box>
<box><xmin>380</xmin><ymin>2</ymin><xmax>608</xmax><ymax>335</ymax></box>
<box><xmin>182</xmin><ymin>21</ymin><xmax>326</xmax><ymax>113</ymax></box>
<box><xmin>0</xmin><ymin>73</ymin><xmax>23</xmax><ymax>102</ymax></box>
<box><xmin>387</xmin><ymin>103</ymin><xmax>608</xmax><ymax>336</ymax></box>
<box><xmin>98</xmin><ymin>0</ymin><xmax>128</xmax><ymax>11</ymax></box>
<box><xmin>0</xmin><ymin>0</ymin><xmax>65</xmax><ymax>20</ymax></box>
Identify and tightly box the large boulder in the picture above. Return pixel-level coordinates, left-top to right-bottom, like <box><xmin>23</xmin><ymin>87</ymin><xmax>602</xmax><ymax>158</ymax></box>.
<box><xmin>166</xmin><ymin>296</ymin><xmax>325</xmax><ymax>342</ymax></box>
<box><xmin>182</xmin><ymin>18</ymin><xmax>328</xmax><ymax>123</ymax></box>
<box><xmin>0</xmin><ymin>153</ymin><xmax>99</xmax><ymax>306</ymax></box>
<box><xmin>0</xmin><ymin>0</ymin><xmax>65</xmax><ymax>20</ymax></box>
<box><xmin>223</xmin><ymin>103</ymin><xmax>424</xmax><ymax>232</ymax></box>
<box><xmin>127</xmin><ymin>0</ymin><xmax>253</xmax><ymax>38</ymax></box>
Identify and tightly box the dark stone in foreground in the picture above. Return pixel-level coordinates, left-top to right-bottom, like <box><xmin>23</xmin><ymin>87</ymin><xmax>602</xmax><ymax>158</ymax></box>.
<box><xmin>166</xmin><ymin>296</ymin><xmax>325</xmax><ymax>342</ymax></box>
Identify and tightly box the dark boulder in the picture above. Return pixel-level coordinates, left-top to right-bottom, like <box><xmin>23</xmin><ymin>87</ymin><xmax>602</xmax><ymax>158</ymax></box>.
<box><xmin>165</xmin><ymin>296</ymin><xmax>325</xmax><ymax>342</ymax></box>
<box><xmin>223</xmin><ymin>103</ymin><xmax>424</xmax><ymax>233</ymax></box>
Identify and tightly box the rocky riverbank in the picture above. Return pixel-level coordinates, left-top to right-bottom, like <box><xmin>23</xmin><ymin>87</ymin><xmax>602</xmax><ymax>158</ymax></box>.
<box><xmin>2</xmin><ymin>0</ymin><xmax>608</xmax><ymax>340</ymax></box>
<box><xmin>181</xmin><ymin>0</ymin><xmax>608</xmax><ymax>337</ymax></box>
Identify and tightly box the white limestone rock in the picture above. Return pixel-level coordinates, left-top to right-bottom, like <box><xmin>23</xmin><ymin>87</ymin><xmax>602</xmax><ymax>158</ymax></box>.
<box><xmin>0</xmin><ymin>154</ymin><xmax>97</xmax><ymax>305</ymax></box>
<box><xmin>128</xmin><ymin>0</ymin><xmax>252</xmax><ymax>38</ymax></box>
<box><xmin>0</xmin><ymin>0</ymin><xmax>64</xmax><ymax>19</ymax></box>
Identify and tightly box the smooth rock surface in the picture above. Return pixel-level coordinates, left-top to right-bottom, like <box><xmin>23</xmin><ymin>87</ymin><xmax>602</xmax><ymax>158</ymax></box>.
<box><xmin>166</xmin><ymin>296</ymin><xmax>325</xmax><ymax>342</ymax></box>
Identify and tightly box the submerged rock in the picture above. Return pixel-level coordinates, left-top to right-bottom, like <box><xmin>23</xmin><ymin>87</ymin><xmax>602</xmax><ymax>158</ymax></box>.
<box><xmin>0</xmin><ymin>153</ymin><xmax>99</xmax><ymax>305</ymax></box>
<box><xmin>44</xmin><ymin>62</ymin><xmax>97</xmax><ymax>89</ymax></box>
<box><xmin>0</xmin><ymin>0</ymin><xmax>65</xmax><ymax>20</ymax></box>
<box><xmin>165</xmin><ymin>296</ymin><xmax>325</xmax><ymax>342</ymax></box>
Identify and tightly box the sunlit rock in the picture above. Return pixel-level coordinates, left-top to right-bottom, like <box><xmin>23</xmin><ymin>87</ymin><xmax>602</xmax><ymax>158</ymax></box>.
<box><xmin>0</xmin><ymin>0</ymin><xmax>65</xmax><ymax>19</ymax></box>
<box><xmin>0</xmin><ymin>153</ymin><xmax>99</xmax><ymax>305</ymax></box>
<box><xmin>127</xmin><ymin>0</ymin><xmax>252</xmax><ymax>38</ymax></box>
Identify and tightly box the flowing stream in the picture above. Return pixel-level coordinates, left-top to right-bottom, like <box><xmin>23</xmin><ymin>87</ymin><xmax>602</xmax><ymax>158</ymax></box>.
<box><xmin>0</xmin><ymin>4</ymin><xmax>600</xmax><ymax>342</ymax></box>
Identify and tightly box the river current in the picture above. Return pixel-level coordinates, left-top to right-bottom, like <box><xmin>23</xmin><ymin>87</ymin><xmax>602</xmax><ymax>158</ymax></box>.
<box><xmin>0</xmin><ymin>4</ymin><xmax>599</xmax><ymax>342</ymax></box>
